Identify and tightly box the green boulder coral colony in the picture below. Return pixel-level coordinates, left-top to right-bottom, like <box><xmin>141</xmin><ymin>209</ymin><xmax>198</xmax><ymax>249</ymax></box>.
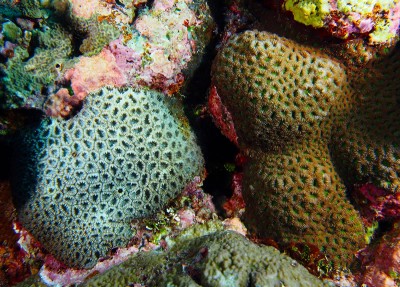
<box><xmin>83</xmin><ymin>230</ymin><xmax>330</xmax><ymax>287</ymax></box>
<box><xmin>15</xmin><ymin>228</ymin><xmax>330</xmax><ymax>286</ymax></box>
<box><xmin>11</xmin><ymin>87</ymin><xmax>204</xmax><ymax>268</ymax></box>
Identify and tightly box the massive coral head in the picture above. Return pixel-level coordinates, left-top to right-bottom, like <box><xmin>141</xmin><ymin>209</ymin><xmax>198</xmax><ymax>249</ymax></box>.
<box><xmin>211</xmin><ymin>29</ymin><xmax>366</xmax><ymax>268</ymax></box>
<box><xmin>211</xmin><ymin>30</ymin><xmax>348</xmax><ymax>152</ymax></box>
<box><xmin>11</xmin><ymin>87</ymin><xmax>204</xmax><ymax>269</ymax></box>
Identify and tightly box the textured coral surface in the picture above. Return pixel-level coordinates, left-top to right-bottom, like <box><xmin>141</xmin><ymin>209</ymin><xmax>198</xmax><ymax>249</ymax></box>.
<box><xmin>82</xmin><ymin>230</ymin><xmax>330</xmax><ymax>286</ymax></box>
<box><xmin>16</xmin><ymin>228</ymin><xmax>329</xmax><ymax>286</ymax></box>
<box><xmin>243</xmin><ymin>140</ymin><xmax>365</xmax><ymax>265</ymax></box>
<box><xmin>0</xmin><ymin>0</ymin><xmax>214</xmax><ymax>118</ymax></box>
<box><xmin>11</xmin><ymin>87</ymin><xmax>204</xmax><ymax>268</ymax></box>
<box><xmin>212</xmin><ymin>30</ymin><xmax>366</xmax><ymax>267</ymax></box>
<box><xmin>330</xmin><ymin>50</ymin><xmax>400</xmax><ymax>192</ymax></box>
<box><xmin>212</xmin><ymin>30</ymin><xmax>350</xmax><ymax>152</ymax></box>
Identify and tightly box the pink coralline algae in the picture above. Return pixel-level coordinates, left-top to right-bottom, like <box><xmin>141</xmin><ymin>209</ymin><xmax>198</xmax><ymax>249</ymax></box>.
<box><xmin>45</xmin><ymin>88</ymin><xmax>82</xmax><ymax>118</ymax></box>
<box><xmin>223</xmin><ymin>172</ymin><xmax>245</xmax><ymax>218</ymax></box>
<box><xmin>70</xmin><ymin>0</ymin><xmax>115</xmax><ymax>19</ymax></box>
<box><xmin>106</xmin><ymin>0</ymin><xmax>208</xmax><ymax>94</ymax></box>
<box><xmin>0</xmin><ymin>41</ymin><xmax>17</xmax><ymax>58</ymax></box>
<box><xmin>180</xmin><ymin>175</ymin><xmax>216</xmax><ymax>223</ymax></box>
<box><xmin>221</xmin><ymin>217</ymin><xmax>247</xmax><ymax>236</ymax></box>
<box><xmin>44</xmin><ymin>0</ymin><xmax>213</xmax><ymax>118</ymax></box>
<box><xmin>207</xmin><ymin>85</ymin><xmax>238</xmax><ymax>146</ymax></box>
<box><xmin>45</xmin><ymin>49</ymin><xmax>127</xmax><ymax>117</ymax></box>
<box><xmin>40</xmin><ymin>244</ymin><xmax>156</xmax><ymax>286</ymax></box>
<box><xmin>357</xmin><ymin>222</ymin><xmax>400</xmax><ymax>287</ymax></box>
<box><xmin>0</xmin><ymin>182</ymin><xmax>41</xmax><ymax>286</ymax></box>
<box><xmin>65</xmin><ymin>49</ymin><xmax>127</xmax><ymax>99</ymax></box>
<box><xmin>353</xmin><ymin>182</ymin><xmax>400</xmax><ymax>225</ymax></box>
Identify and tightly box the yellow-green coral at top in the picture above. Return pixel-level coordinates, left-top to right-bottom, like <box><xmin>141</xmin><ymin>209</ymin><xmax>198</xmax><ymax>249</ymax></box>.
<box><xmin>284</xmin><ymin>0</ymin><xmax>331</xmax><ymax>28</ymax></box>
<box><xmin>337</xmin><ymin>0</ymin><xmax>397</xmax><ymax>14</ymax></box>
<box><xmin>369</xmin><ymin>18</ymin><xmax>397</xmax><ymax>44</ymax></box>
<box><xmin>284</xmin><ymin>0</ymin><xmax>400</xmax><ymax>43</ymax></box>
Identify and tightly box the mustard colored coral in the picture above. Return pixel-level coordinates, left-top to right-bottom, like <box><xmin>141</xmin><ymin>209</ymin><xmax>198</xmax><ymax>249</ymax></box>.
<box><xmin>243</xmin><ymin>140</ymin><xmax>365</xmax><ymax>265</ymax></box>
<box><xmin>331</xmin><ymin>47</ymin><xmax>400</xmax><ymax>192</ymax></box>
<box><xmin>212</xmin><ymin>31</ymin><xmax>350</xmax><ymax>152</ymax></box>
<box><xmin>212</xmin><ymin>30</ymin><xmax>366</xmax><ymax>267</ymax></box>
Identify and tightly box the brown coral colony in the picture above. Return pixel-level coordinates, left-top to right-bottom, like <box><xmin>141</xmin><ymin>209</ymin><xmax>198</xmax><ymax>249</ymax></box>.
<box><xmin>211</xmin><ymin>29</ymin><xmax>400</xmax><ymax>268</ymax></box>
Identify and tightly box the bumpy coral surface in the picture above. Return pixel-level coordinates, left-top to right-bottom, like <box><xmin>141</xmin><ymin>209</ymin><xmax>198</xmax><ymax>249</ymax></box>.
<box><xmin>330</xmin><ymin>50</ymin><xmax>400</xmax><ymax>192</ymax></box>
<box><xmin>47</xmin><ymin>0</ymin><xmax>214</xmax><ymax>117</ymax></box>
<box><xmin>283</xmin><ymin>0</ymin><xmax>400</xmax><ymax>44</ymax></box>
<box><xmin>0</xmin><ymin>0</ymin><xmax>49</xmax><ymax>19</ymax></box>
<box><xmin>11</xmin><ymin>87</ymin><xmax>204</xmax><ymax>269</ymax></box>
<box><xmin>212</xmin><ymin>30</ymin><xmax>350</xmax><ymax>152</ymax></box>
<box><xmin>107</xmin><ymin>0</ymin><xmax>214</xmax><ymax>94</ymax></box>
<box><xmin>1</xmin><ymin>22</ymin><xmax>74</xmax><ymax>110</ymax></box>
<box><xmin>243</xmin><ymin>140</ymin><xmax>365</xmax><ymax>265</ymax></box>
<box><xmin>211</xmin><ymin>30</ymin><xmax>369</xmax><ymax>267</ymax></box>
<box><xmin>81</xmin><ymin>230</ymin><xmax>329</xmax><ymax>287</ymax></box>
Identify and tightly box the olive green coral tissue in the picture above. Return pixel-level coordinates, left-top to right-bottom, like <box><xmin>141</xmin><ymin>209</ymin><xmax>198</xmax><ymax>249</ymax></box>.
<box><xmin>83</xmin><ymin>230</ymin><xmax>330</xmax><ymax>287</ymax></box>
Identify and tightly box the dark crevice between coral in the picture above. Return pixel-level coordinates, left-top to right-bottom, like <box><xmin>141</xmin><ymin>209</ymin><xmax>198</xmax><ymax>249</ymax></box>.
<box><xmin>183</xmin><ymin>0</ymin><xmax>238</xmax><ymax>215</ymax></box>
<box><xmin>115</xmin><ymin>0</ymin><xmax>126</xmax><ymax>7</ymax></box>
<box><xmin>206</xmin><ymin>0</ymin><xmax>226</xmax><ymax>33</ymax></box>
<box><xmin>68</xmin><ymin>32</ymin><xmax>85</xmax><ymax>59</ymax></box>
<box><xmin>4</xmin><ymin>111</ymin><xmax>48</xmax><ymax>209</ymax></box>
<box><xmin>131</xmin><ymin>0</ymin><xmax>155</xmax><ymax>21</ymax></box>
<box><xmin>145</xmin><ymin>0</ymin><xmax>156</xmax><ymax>9</ymax></box>
<box><xmin>0</xmin><ymin>108</ymin><xmax>43</xmax><ymax>134</ymax></box>
<box><xmin>131</xmin><ymin>0</ymin><xmax>156</xmax><ymax>25</ymax></box>
<box><xmin>186</xmin><ymin>266</ymin><xmax>203</xmax><ymax>284</ymax></box>
<box><xmin>247</xmin><ymin>272</ymin><xmax>255</xmax><ymax>287</ymax></box>
<box><xmin>0</xmin><ymin>140</ymin><xmax>10</xmax><ymax>181</ymax></box>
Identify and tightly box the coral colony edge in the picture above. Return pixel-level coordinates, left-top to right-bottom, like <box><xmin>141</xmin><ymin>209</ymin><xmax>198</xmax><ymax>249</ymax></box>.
<box><xmin>0</xmin><ymin>0</ymin><xmax>400</xmax><ymax>286</ymax></box>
